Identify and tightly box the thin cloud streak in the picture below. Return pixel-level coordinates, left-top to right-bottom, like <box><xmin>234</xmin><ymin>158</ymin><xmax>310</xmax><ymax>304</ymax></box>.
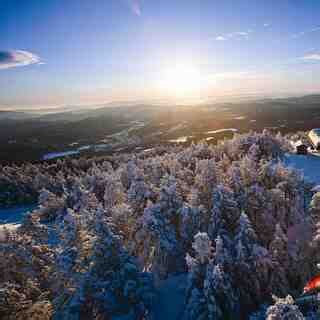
<box><xmin>0</xmin><ymin>50</ymin><xmax>42</xmax><ymax>70</ymax></box>
<box><xmin>215</xmin><ymin>30</ymin><xmax>252</xmax><ymax>41</ymax></box>
<box><xmin>301</xmin><ymin>53</ymin><xmax>320</xmax><ymax>61</ymax></box>
<box><xmin>292</xmin><ymin>26</ymin><xmax>320</xmax><ymax>38</ymax></box>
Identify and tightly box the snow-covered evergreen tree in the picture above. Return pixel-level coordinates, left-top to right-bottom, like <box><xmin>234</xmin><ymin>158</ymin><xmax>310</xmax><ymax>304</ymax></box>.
<box><xmin>141</xmin><ymin>175</ymin><xmax>184</xmax><ymax>278</ymax></box>
<box><xmin>209</xmin><ymin>185</ymin><xmax>241</xmax><ymax>241</ymax></box>
<box><xmin>194</xmin><ymin>159</ymin><xmax>217</xmax><ymax>213</ymax></box>
<box><xmin>103</xmin><ymin>172</ymin><xmax>124</xmax><ymax>209</ymax></box>
<box><xmin>266</xmin><ymin>224</ymin><xmax>290</xmax><ymax>298</ymax></box>
<box><xmin>0</xmin><ymin>224</ymin><xmax>55</xmax><ymax>319</ymax></box>
<box><xmin>0</xmin><ymin>130</ymin><xmax>315</xmax><ymax>319</ymax></box>
<box><xmin>266</xmin><ymin>295</ymin><xmax>304</xmax><ymax>320</ymax></box>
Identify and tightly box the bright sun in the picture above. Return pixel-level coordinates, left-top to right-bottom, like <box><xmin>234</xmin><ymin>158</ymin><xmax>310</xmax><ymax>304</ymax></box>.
<box><xmin>157</xmin><ymin>62</ymin><xmax>204</xmax><ymax>100</ymax></box>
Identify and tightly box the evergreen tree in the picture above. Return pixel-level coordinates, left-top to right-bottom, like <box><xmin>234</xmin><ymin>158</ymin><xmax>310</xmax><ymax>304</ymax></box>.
<box><xmin>266</xmin><ymin>295</ymin><xmax>304</xmax><ymax>320</ymax></box>
<box><xmin>209</xmin><ymin>185</ymin><xmax>241</xmax><ymax>241</ymax></box>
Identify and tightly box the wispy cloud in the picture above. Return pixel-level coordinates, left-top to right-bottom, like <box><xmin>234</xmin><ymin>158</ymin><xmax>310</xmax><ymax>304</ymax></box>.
<box><xmin>215</xmin><ymin>36</ymin><xmax>226</xmax><ymax>41</ymax></box>
<box><xmin>0</xmin><ymin>50</ymin><xmax>42</xmax><ymax>70</ymax></box>
<box><xmin>210</xmin><ymin>71</ymin><xmax>252</xmax><ymax>79</ymax></box>
<box><xmin>232</xmin><ymin>31</ymin><xmax>250</xmax><ymax>37</ymax></box>
<box><xmin>215</xmin><ymin>30</ymin><xmax>252</xmax><ymax>41</ymax></box>
<box><xmin>292</xmin><ymin>26</ymin><xmax>320</xmax><ymax>38</ymax></box>
<box><xmin>127</xmin><ymin>0</ymin><xmax>141</xmax><ymax>16</ymax></box>
<box><xmin>301</xmin><ymin>53</ymin><xmax>320</xmax><ymax>61</ymax></box>
<box><xmin>263</xmin><ymin>23</ymin><xmax>270</xmax><ymax>27</ymax></box>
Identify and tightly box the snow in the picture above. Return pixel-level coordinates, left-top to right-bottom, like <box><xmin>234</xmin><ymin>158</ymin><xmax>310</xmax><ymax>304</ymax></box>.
<box><xmin>112</xmin><ymin>313</ymin><xmax>135</xmax><ymax>320</ymax></box>
<box><xmin>0</xmin><ymin>206</ymin><xmax>36</xmax><ymax>241</ymax></box>
<box><xmin>290</xmin><ymin>140</ymin><xmax>305</xmax><ymax>148</ymax></box>
<box><xmin>43</xmin><ymin>145</ymin><xmax>93</xmax><ymax>160</ymax></box>
<box><xmin>43</xmin><ymin>150</ymin><xmax>79</xmax><ymax>160</ymax></box>
<box><xmin>285</xmin><ymin>152</ymin><xmax>320</xmax><ymax>253</ymax></box>
<box><xmin>285</xmin><ymin>153</ymin><xmax>320</xmax><ymax>184</ymax></box>
<box><xmin>143</xmin><ymin>148</ymin><xmax>155</xmax><ymax>153</ymax></box>
<box><xmin>206</xmin><ymin>128</ymin><xmax>238</xmax><ymax>134</ymax></box>
<box><xmin>0</xmin><ymin>224</ymin><xmax>19</xmax><ymax>241</ymax></box>
<box><xmin>287</xmin><ymin>222</ymin><xmax>312</xmax><ymax>255</ymax></box>
<box><xmin>169</xmin><ymin>136</ymin><xmax>192</xmax><ymax>143</ymax></box>
<box><xmin>78</xmin><ymin>145</ymin><xmax>91</xmax><ymax>151</ymax></box>
<box><xmin>308</xmin><ymin>129</ymin><xmax>320</xmax><ymax>148</ymax></box>
<box><xmin>0</xmin><ymin>206</ymin><xmax>36</xmax><ymax>225</ymax></box>
<box><xmin>152</xmin><ymin>274</ymin><xmax>187</xmax><ymax>320</ymax></box>
<box><xmin>311</xmin><ymin>185</ymin><xmax>320</xmax><ymax>192</ymax></box>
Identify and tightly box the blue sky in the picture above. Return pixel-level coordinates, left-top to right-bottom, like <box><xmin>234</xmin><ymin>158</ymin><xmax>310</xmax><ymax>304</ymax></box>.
<box><xmin>1</xmin><ymin>0</ymin><xmax>320</xmax><ymax>108</ymax></box>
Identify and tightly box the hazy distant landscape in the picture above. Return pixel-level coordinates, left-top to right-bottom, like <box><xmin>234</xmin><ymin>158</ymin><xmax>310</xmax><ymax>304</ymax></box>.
<box><xmin>1</xmin><ymin>94</ymin><xmax>320</xmax><ymax>163</ymax></box>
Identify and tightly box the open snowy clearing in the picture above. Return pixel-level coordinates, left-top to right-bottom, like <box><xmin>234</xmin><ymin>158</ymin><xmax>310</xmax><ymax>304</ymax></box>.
<box><xmin>0</xmin><ymin>206</ymin><xmax>35</xmax><ymax>224</ymax></box>
<box><xmin>0</xmin><ymin>206</ymin><xmax>36</xmax><ymax>240</ymax></box>
<box><xmin>285</xmin><ymin>153</ymin><xmax>320</xmax><ymax>185</ymax></box>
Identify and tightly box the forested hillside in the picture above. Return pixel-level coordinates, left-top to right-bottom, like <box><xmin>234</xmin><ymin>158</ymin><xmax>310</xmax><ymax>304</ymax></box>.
<box><xmin>0</xmin><ymin>130</ymin><xmax>319</xmax><ymax>319</ymax></box>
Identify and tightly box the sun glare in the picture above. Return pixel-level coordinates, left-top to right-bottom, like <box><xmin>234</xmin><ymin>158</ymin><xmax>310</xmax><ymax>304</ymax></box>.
<box><xmin>157</xmin><ymin>62</ymin><xmax>205</xmax><ymax>100</ymax></box>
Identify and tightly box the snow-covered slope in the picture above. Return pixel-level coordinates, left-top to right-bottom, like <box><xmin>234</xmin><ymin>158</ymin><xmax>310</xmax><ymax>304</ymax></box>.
<box><xmin>0</xmin><ymin>206</ymin><xmax>35</xmax><ymax>240</ymax></box>
<box><xmin>0</xmin><ymin>206</ymin><xmax>35</xmax><ymax>224</ymax></box>
<box><xmin>152</xmin><ymin>274</ymin><xmax>187</xmax><ymax>320</ymax></box>
<box><xmin>285</xmin><ymin>153</ymin><xmax>320</xmax><ymax>184</ymax></box>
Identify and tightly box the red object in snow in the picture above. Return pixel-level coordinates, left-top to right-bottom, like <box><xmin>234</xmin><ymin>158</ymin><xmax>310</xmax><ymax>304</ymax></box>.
<box><xmin>303</xmin><ymin>275</ymin><xmax>320</xmax><ymax>293</ymax></box>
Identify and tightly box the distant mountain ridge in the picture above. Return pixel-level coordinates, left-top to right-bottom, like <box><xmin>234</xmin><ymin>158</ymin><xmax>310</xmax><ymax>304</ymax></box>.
<box><xmin>2</xmin><ymin>93</ymin><xmax>320</xmax><ymax>121</ymax></box>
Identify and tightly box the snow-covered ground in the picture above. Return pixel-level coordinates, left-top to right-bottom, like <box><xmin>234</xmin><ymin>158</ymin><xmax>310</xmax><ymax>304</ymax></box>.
<box><xmin>169</xmin><ymin>136</ymin><xmax>193</xmax><ymax>143</ymax></box>
<box><xmin>0</xmin><ymin>206</ymin><xmax>36</xmax><ymax>224</ymax></box>
<box><xmin>234</xmin><ymin>116</ymin><xmax>246</xmax><ymax>120</ymax></box>
<box><xmin>285</xmin><ymin>153</ymin><xmax>320</xmax><ymax>184</ymax></box>
<box><xmin>0</xmin><ymin>206</ymin><xmax>36</xmax><ymax>240</ymax></box>
<box><xmin>43</xmin><ymin>150</ymin><xmax>80</xmax><ymax>160</ymax></box>
<box><xmin>112</xmin><ymin>274</ymin><xmax>188</xmax><ymax>320</ymax></box>
<box><xmin>206</xmin><ymin>128</ymin><xmax>238</xmax><ymax>134</ymax></box>
<box><xmin>152</xmin><ymin>274</ymin><xmax>187</xmax><ymax>320</ymax></box>
<box><xmin>284</xmin><ymin>152</ymin><xmax>320</xmax><ymax>252</ymax></box>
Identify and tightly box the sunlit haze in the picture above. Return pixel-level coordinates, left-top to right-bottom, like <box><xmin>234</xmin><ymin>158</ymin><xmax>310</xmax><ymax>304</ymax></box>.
<box><xmin>1</xmin><ymin>0</ymin><xmax>320</xmax><ymax>109</ymax></box>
